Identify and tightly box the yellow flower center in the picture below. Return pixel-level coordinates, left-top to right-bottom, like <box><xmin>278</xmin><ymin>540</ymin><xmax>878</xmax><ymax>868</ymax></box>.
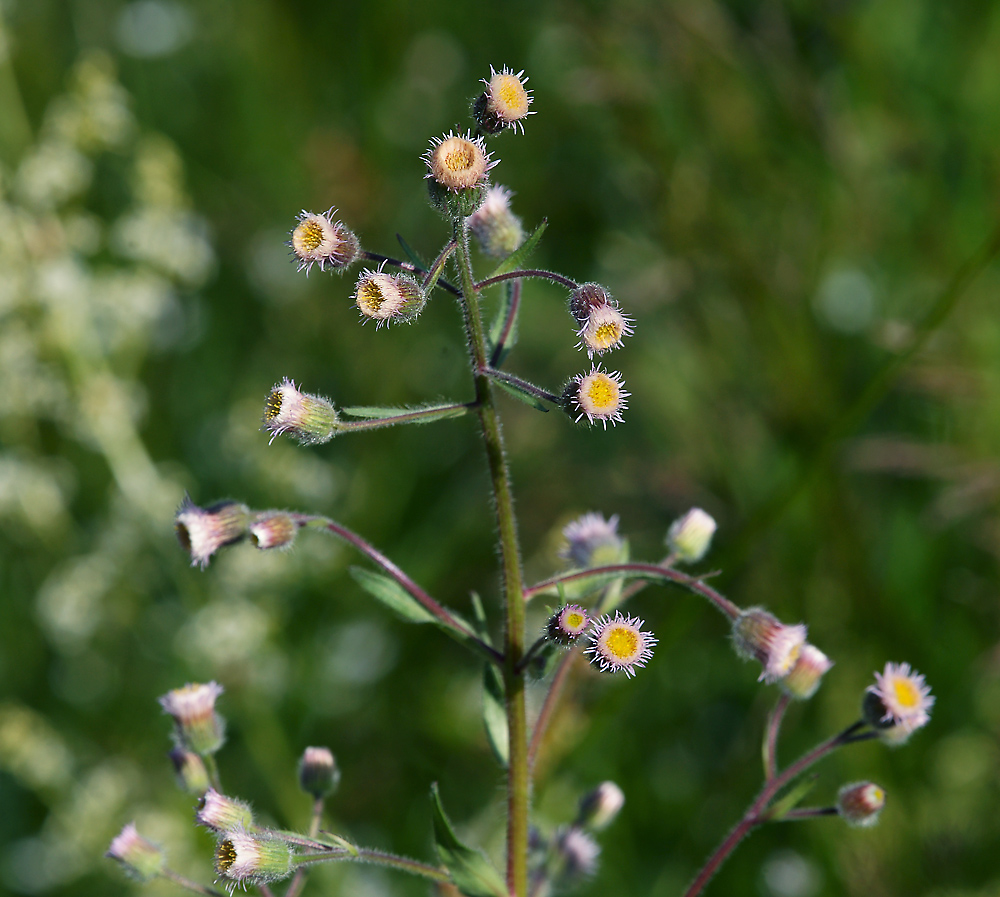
<box><xmin>445</xmin><ymin>144</ymin><xmax>475</xmax><ymax>173</ymax></box>
<box><xmin>593</xmin><ymin>321</ymin><xmax>621</xmax><ymax>349</ymax></box>
<box><xmin>892</xmin><ymin>678</ymin><xmax>920</xmax><ymax>709</ymax></box>
<box><xmin>215</xmin><ymin>840</ymin><xmax>237</xmax><ymax>872</ymax></box>
<box><xmin>492</xmin><ymin>74</ymin><xmax>530</xmax><ymax>119</ymax></box>
<box><xmin>604</xmin><ymin>624</ymin><xmax>639</xmax><ymax>661</ymax></box>
<box><xmin>357</xmin><ymin>280</ymin><xmax>386</xmax><ymax>314</ymax></box>
<box><xmin>565</xmin><ymin>611</ymin><xmax>586</xmax><ymax>630</ymax></box>
<box><xmin>263</xmin><ymin>390</ymin><xmax>284</xmax><ymax>422</ymax></box>
<box><xmin>585</xmin><ymin>375</ymin><xmax>618</xmax><ymax>410</ymax></box>
<box><xmin>293</xmin><ymin>219</ymin><xmax>324</xmax><ymax>253</ymax></box>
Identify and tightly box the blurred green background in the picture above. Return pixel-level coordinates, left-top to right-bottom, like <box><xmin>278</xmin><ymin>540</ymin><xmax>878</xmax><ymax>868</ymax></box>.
<box><xmin>2</xmin><ymin>1</ymin><xmax>999</xmax><ymax>895</ymax></box>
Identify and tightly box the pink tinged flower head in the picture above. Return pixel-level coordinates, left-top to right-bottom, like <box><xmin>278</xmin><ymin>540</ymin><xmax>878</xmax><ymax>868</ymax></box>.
<box><xmin>568</xmin><ymin>283</ymin><xmax>613</xmax><ymax>325</ymax></box>
<box><xmin>168</xmin><ymin>747</ymin><xmax>211</xmax><ymax>796</ymax></box>
<box><xmin>780</xmin><ymin>643</ymin><xmax>833</xmax><ymax>700</ymax></box>
<box><xmin>546</xmin><ymin>604</ymin><xmax>592</xmax><ymax>646</ymax></box>
<box><xmin>466</xmin><ymin>185</ymin><xmax>524</xmax><ymax>257</ymax></box>
<box><xmin>106</xmin><ymin>823</ymin><xmax>165</xmax><ymax>882</ymax></box>
<box><xmin>731</xmin><ymin>607</ymin><xmax>808</xmax><ymax>684</ymax></box>
<box><xmin>837</xmin><ymin>781</ymin><xmax>886</xmax><ymax>828</ymax></box>
<box><xmin>195</xmin><ymin>788</ymin><xmax>255</xmax><ymax>833</ymax></box>
<box><xmin>288</xmin><ymin>208</ymin><xmax>360</xmax><ymax>274</ymax></box>
<box><xmin>159</xmin><ymin>681</ymin><xmax>225</xmax><ymax>756</ymax></box>
<box><xmin>175</xmin><ymin>497</ymin><xmax>250</xmax><ymax>569</ymax></box>
<box><xmin>666</xmin><ymin>507</ymin><xmax>717</xmax><ymax>564</ymax></box>
<box><xmin>298</xmin><ymin>745</ymin><xmax>340</xmax><ymax>798</ymax></box>
<box><xmin>354</xmin><ymin>267</ymin><xmax>427</xmax><ymax>327</ymax></box>
<box><xmin>261</xmin><ymin>377</ymin><xmax>339</xmax><ymax>445</ymax></box>
<box><xmin>423</xmin><ymin>131</ymin><xmax>496</xmax><ymax>192</ymax></box>
<box><xmin>249</xmin><ymin>512</ymin><xmax>298</xmax><ymax>551</ymax></box>
<box><xmin>564</xmin><ymin>365</ymin><xmax>629</xmax><ymax>428</ymax></box>
<box><xmin>866</xmin><ymin>662</ymin><xmax>934</xmax><ymax>738</ymax></box>
<box><xmin>474</xmin><ymin>66</ymin><xmax>534</xmax><ymax>134</ymax></box>
<box><xmin>555</xmin><ymin>826</ymin><xmax>600</xmax><ymax>881</ymax></box>
<box><xmin>577</xmin><ymin>781</ymin><xmax>625</xmax><ymax>832</ymax></box>
<box><xmin>214</xmin><ymin>829</ymin><xmax>293</xmax><ymax>888</ymax></box>
<box><xmin>576</xmin><ymin>302</ymin><xmax>634</xmax><ymax>358</ymax></box>
<box><xmin>586</xmin><ymin>611</ymin><xmax>656</xmax><ymax>678</ymax></box>
<box><xmin>560</xmin><ymin>512</ymin><xmax>625</xmax><ymax>568</ymax></box>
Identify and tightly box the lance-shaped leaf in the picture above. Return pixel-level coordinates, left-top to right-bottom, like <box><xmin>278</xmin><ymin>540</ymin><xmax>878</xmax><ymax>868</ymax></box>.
<box><xmin>487</xmin><ymin>282</ymin><xmax>520</xmax><ymax>367</ymax></box>
<box><xmin>341</xmin><ymin>403</ymin><xmax>469</xmax><ymax>424</ymax></box>
<box><xmin>349</xmin><ymin>567</ymin><xmax>437</xmax><ymax>625</ymax></box>
<box><xmin>396</xmin><ymin>232</ymin><xmax>428</xmax><ymax>271</ymax></box>
<box><xmin>482</xmin><ymin>664</ymin><xmax>508</xmax><ymax>767</ymax></box>
<box><xmin>486</xmin><ymin>370</ymin><xmax>551</xmax><ymax>413</ymax></box>
<box><xmin>430</xmin><ymin>784</ymin><xmax>508</xmax><ymax>897</ymax></box>
<box><xmin>761</xmin><ymin>775</ymin><xmax>819</xmax><ymax>823</ymax></box>
<box><xmin>484</xmin><ymin>218</ymin><xmax>547</xmax><ymax>280</ymax></box>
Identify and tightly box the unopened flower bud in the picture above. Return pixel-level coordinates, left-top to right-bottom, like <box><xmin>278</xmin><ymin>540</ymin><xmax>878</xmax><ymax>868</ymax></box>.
<box><xmin>563</xmin><ymin>365</ymin><xmax>629</xmax><ymax>429</ymax></box>
<box><xmin>731</xmin><ymin>608</ymin><xmax>807</xmax><ymax>684</ymax></box>
<box><xmin>175</xmin><ymin>497</ymin><xmax>250</xmax><ymax>569</ymax></box>
<box><xmin>106</xmin><ymin>823</ymin><xmax>165</xmax><ymax>882</ymax></box>
<box><xmin>196</xmin><ymin>788</ymin><xmax>255</xmax><ymax>832</ymax></box>
<box><xmin>466</xmin><ymin>185</ymin><xmax>523</xmax><ymax>257</ymax></box>
<box><xmin>298</xmin><ymin>746</ymin><xmax>340</xmax><ymax>798</ymax></box>
<box><xmin>354</xmin><ymin>268</ymin><xmax>427</xmax><ymax>327</ymax></box>
<box><xmin>472</xmin><ymin>66</ymin><xmax>533</xmax><ymax>135</ymax></box>
<box><xmin>577</xmin><ymin>782</ymin><xmax>625</xmax><ymax>831</ymax></box>
<box><xmin>159</xmin><ymin>681</ymin><xmax>225</xmax><ymax>756</ymax></box>
<box><xmin>168</xmin><ymin>747</ymin><xmax>211</xmax><ymax>796</ymax></box>
<box><xmin>215</xmin><ymin>829</ymin><xmax>293</xmax><ymax>888</ymax></box>
<box><xmin>837</xmin><ymin>781</ymin><xmax>886</xmax><ymax>827</ymax></box>
<box><xmin>262</xmin><ymin>378</ymin><xmax>340</xmax><ymax>445</ymax></box>
<box><xmin>545</xmin><ymin>604</ymin><xmax>591</xmax><ymax>646</ymax></box>
<box><xmin>666</xmin><ymin>508</ymin><xmax>717</xmax><ymax>564</ymax></box>
<box><xmin>568</xmin><ymin>283</ymin><xmax>613</xmax><ymax>325</ymax></box>
<box><xmin>560</xmin><ymin>512</ymin><xmax>626</xmax><ymax>568</ymax></box>
<box><xmin>780</xmin><ymin>643</ymin><xmax>833</xmax><ymax>700</ymax></box>
<box><xmin>554</xmin><ymin>826</ymin><xmax>600</xmax><ymax>881</ymax></box>
<box><xmin>289</xmin><ymin>209</ymin><xmax>360</xmax><ymax>274</ymax></box>
<box><xmin>249</xmin><ymin>512</ymin><xmax>298</xmax><ymax>551</ymax></box>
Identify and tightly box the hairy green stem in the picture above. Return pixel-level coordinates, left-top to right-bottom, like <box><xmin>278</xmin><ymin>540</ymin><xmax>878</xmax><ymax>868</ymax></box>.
<box><xmin>476</xmin><ymin>269</ymin><xmax>578</xmax><ymax>291</ymax></box>
<box><xmin>453</xmin><ymin>219</ymin><xmax>530</xmax><ymax>897</ymax></box>
<box><xmin>293</xmin><ymin>848</ymin><xmax>449</xmax><ymax>883</ymax></box>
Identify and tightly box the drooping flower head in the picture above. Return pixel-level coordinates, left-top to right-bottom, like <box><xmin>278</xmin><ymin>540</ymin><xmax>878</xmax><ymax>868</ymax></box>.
<box><xmin>864</xmin><ymin>662</ymin><xmax>934</xmax><ymax>740</ymax></box>
<box><xmin>249</xmin><ymin>511</ymin><xmax>298</xmax><ymax>551</ymax></box>
<box><xmin>780</xmin><ymin>643</ymin><xmax>833</xmax><ymax>700</ymax></box>
<box><xmin>168</xmin><ymin>747</ymin><xmax>211</xmax><ymax>796</ymax></box>
<box><xmin>585</xmin><ymin>611</ymin><xmax>656</xmax><ymax>677</ymax></box>
<box><xmin>576</xmin><ymin>781</ymin><xmax>625</xmax><ymax>832</ymax></box>
<box><xmin>175</xmin><ymin>497</ymin><xmax>250</xmax><ymax>569</ymax></box>
<box><xmin>106</xmin><ymin>823</ymin><xmax>165</xmax><ymax>882</ymax></box>
<box><xmin>731</xmin><ymin>607</ymin><xmax>808</xmax><ymax>684</ymax></box>
<box><xmin>563</xmin><ymin>366</ymin><xmax>629</xmax><ymax>428</ymax></box>
<box><xmin>545</xmin><ymin>604</ymin><xmax>592</xmax><ymax>646</ymax></box>
<box><xmin>261</xmin><ymin>378</ymin><xmax>340</xmax><ymax>445</ymax></box>
<box><xmin>354</xmin><ymin>266</ymin><xmax>427</xmax><ymax>326</ymax></box>
<box><xmin>159</xmin><ymin>681</ymin><xmax>225</xmax><ymax>756</ymax></box>
<box><xmin>576</xmin><ymin>301</ymin><xmax>634</xmax><ymax>358</ymax></box>
<box><xmin>195</xmin><ymin>788</ymin><xmax>255</xmax><ymax>833</ymax></box>
<box><xmin>423</xmin><ymin>130</ymin><xmax>495</xmax><ymax>193</ymax></box>
<box><xmin>560</xmin><ymin>512</ymin><xmax>626</xmax><ymax>568</ymax></box>
<box><xmin>473</xmin><ymin>66</ymin><xmax>534</xmax><ymax>135</ymax></box>
<box><xmin>665</xmin><ymin>507</ymin><xmax>717</xmax><ymax>564</ymax></box>
<box><xmin>288</xmin><ymin>208</ymin><xmax>360</xmax><ymax>274</ymax></box>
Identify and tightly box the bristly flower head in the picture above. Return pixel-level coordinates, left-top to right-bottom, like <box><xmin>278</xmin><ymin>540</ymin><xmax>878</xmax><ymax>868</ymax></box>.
<box><xmin>159</xmin><ymin>681</ymin><xmax>225</xmax><ymax>756</ymax></box>
<box><xmin>560</xmin><ymin>512</ymin><xmax>626</xmax><ymax>568</ymax></box>
<box><xmin>780</xmin><ymin>642</ymin><xmax>833</xmax><ymax>700</ymax></box>
<box><xmin>298</xmin><ymin>746</ymin><xmax>340</xmax><ymax>798</ymax></box>
<box><xmin>106</xmin><ymin>823</ymin><xmax>165</xmax><ymax>882</ymax></box>
<box><xmin>554</xmin><ymin>826</ymin><xmax>600</xmax><ymax>881</ymax></box>
<box><xmin>577</xmin><ymin>781</ymin><xmax>625</xmax><ymax>832</ymax></box>
<box><xmin>168</xmin><ymin>747</ymin><xmax>211</xmax><ymax>796</ymax></box>
<box><xmin>467</xmin><ymin>185</ymin><xmax>524</xmax><ymax>258</ymax></box>
<box><xmin>546</xmin><ymin>604</ymin><xmax>591</xmax><ymax>646</ymax></box>
<box><xmin>424</xmin><ymin>130</ymin><xmax>495</xmax><ymax>193</ymax></box>
<box><xmin>576</xmin><ymin>301</ymin><xmax>634</xmax><ymax>358</ymax></box>
<box><xmin>569</xmin><ymin>283</ymin><xmax>614</xmax><ymax>325</ymax></box>
<box><xmin>261</xmin><ymin>378</ymin><xmax>340</xmax><ymax>445</ymax></box>
<box><xmin>473</xmin><ymin>66</ymin><xmax>533</xmax><ymax>135</ymax></box>
<box><xmin>666</xmin><ymin>507</ymin><xmax>717</xmax><ymax>564</ymax></box>
<box><xmin>249</xmin><ymin>511</ymin><xmax>298</xmax><ymax>551</ymax></box>
<box><xmin>175</xmin><ymin>497</ymin><xmax>250</xmax><ymax>569</ymax></box>
<box><xmin>195</xmin><ymin>788</ymin><xmax>255</xmax><ymax>833</ymax></box>
<box><xmin>563</xmin><ymin>365</ymin><xmax>629</xmax><ymax>428</ymax></box>
<box><xmin>354</xmin><ymin>266</ymin><xmax>427</xmax><ymax>326</ymax></box>
<box><xmin>288</xmin><ymin>208</ymin><xmax>360</xmax><ymax>274</ymax></box>
<box><xmin>837</xmin><ymin>781</ymin><xmax>886</xmax><ymax>828</ymax></box>
<box><xmin>214</xmin><ymin>829</ymin><xmax>293</xmax><ymax>889</ymax></box>
<box><xmin>863</xmin><ymin>662</ymin><xmax>934</xmax><ymax>741</ymax></box>
<box><xmin>731</xmin><ymin>607</ymin><xmax>808</xmax><ymax>684</ymax></box>
<box><xmin>586</xmin><ymin>611</ymin><xmax>656</xmax><ymax>677</ymax></box>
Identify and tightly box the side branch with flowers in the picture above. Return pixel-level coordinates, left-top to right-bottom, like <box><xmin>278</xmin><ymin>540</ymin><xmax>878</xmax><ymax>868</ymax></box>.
<box><xmin>108</xmin><ymin>66</ymin><xmax>934</xmax><ymax>897</ymax></box>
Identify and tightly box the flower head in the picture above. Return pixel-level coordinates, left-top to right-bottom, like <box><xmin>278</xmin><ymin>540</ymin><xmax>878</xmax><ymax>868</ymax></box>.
<box><xmin>563</xmin><ymin>366</ymin><xmax>629</xmax><ymax>428</ymax></box>
<box><xmin>666</xmin><ymin>507</ymin><xmax>717</xmax><ymax>564</ymax></box>
<box><xmin>261</xmin><ymin>378</ymin><xmax>340</xmax><ymax>445</ymax></box>
<box><xmin>576</xmin><ymin>301</ymin><xmax>633</xmax><ymax>357</ymax></box>
<box><xmin>423</xmin><ymin>131</ymin><xmax>495</xmax><ymax>192</ymax></box>
<box><xmin>168</xmin><ymin>747</ymin><xmax>211</xmax><ymax>796</ymax></box>
<box><xmin>731</xmin><ymin>607</ymin><xmax>808</xmax><ymax>684</ymax></box>
<box><xmin>865</xmin><ymin>662</ymin><xmax>934</xmax><ymax>739</ymax></box>
<box><xmin>837</xmin><ymin>781</ymin><xmax>886</xmax><ymax>828</ymax></box>
<box><xmin>214</xmin><ymin>829</ymin><xmax>293</xmax><ymax>888</ymax></box>
<box><xmin>554</xmin><ymin>826</ymin><xmax>600</xmax><ymax>881</ymax></box>
<box><xmin>195</xmin><ymin>788</ymin><xmax>255</xmax><ymax>833</ymax></box>
<box><xmin>780</xmin><ymin>643</ymin><xmax>833</xmax><ymax>700</ymax></box>
<box><xmin>546</xmin><ymin>604</ymin><xmax>592</xmax><ymax>646</ymax></box>
<box><xmin>577</xmin><ymin>781</ymin><xmax>625</xmax><ymax>831</ymax></box>
<box><xmin>354</xmin><ymin>266</ymin><xmax>427</xmax><ymax>326</ymax></box>
<box><xmin>159</xmin><ymin>681</ymin><xmax>225</xmax><ymax>755</ymax></box>
<box><xmin>106</xmin><ymin>823</ymin><xmax>165</xmax><ymax>882</ymax></box>
<box><xmin>560</xmin><ymin>512</ymin><xmax>626</xmax><ymax>567</ymax></box>
<box><xmin>249</xmin><ymin>512</ymin><xmax>298</xmax><ymax>551</ymax></box>
<box><xmin>288</xmin><ymin>208</ymin><xmax>360</xmax><ymax>274</ymax></box>
<box><xmin>467</xmin><ymin>185</ymin><xmax>524</xmax><ymax>257</ymax></box>
<box><xmin>473</xmin><ymin>66</ymin><xmax>534</xmax><ymax>134</ymax></box>
<box><xmin>586</xmin><ymin>611</ymin><xmax>656</xmax><ymax>677</ymax></box>
<box><xmin>298</xmin><ymin>746</ymin><xmax>340</xmax><ymax>798</ymax></box>
<box><xmin>175</xmin><ymin>497</ymin><xmax>250</xmax><ymax>569</ymax></box>
<box><xmin>568</xmin><ymin>283</ymin><xmax>614</xmax><ymax>324</ymax></box>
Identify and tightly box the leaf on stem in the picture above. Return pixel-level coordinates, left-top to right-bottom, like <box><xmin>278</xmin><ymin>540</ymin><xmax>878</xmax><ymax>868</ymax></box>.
<box><xmin>761</xmin><ymin>775</ymin><xmax>819</xmax><ymax>823</ymax></box>
<box><xmin>350</xmin><ymin>567</ymin><xmax>437</xmax><ymax>625</ymax></box>
<box><xmin>396</xmin><ymin>233</ymin><xmax>428</xmax><ymax>271</ymax></box>
<box><xmin>483</xmin><ymin>218</ymin><xmax>548</xmax><ymax>279</ymax></box>
<box><xmin>482</xmin><ymin>664</ymin><xmax>508</xmax><ymax>768</ymax></box>
<box><xmin>430</xmin><ymin>784</ymin><xmax>508</xmax><ymax>897</ymax></box>
<box><xmin>487</xmin><ymin>373</ymin><xmax>550</xmax><ymax>413</ymax></box>
<box><xmin>340</xmin><ymin>404</ymin><xmax>468</xmax><ymax>423</ymax></box>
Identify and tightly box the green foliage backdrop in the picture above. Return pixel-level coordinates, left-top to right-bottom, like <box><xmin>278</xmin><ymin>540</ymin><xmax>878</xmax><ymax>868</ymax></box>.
<box><xmin>2</xmin><ymin>1</ymin><xmax>999</xmax><ymax>895</ymax></box>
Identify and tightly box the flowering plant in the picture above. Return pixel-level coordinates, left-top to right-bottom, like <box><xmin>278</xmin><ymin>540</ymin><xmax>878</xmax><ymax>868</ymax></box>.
<box><xmin>109</xmin><ymin>67</ymin><xmax>933</xmax><ymax>897</ymax></box>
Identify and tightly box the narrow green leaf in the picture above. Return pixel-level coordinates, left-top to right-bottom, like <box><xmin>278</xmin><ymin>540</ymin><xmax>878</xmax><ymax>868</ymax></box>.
<box><xmin>349</xmin><ymin>567</ymin><xmax>437</xmax><ymax>625</ymax></box>
<box><xmin>482</xmin><ymin>664</ymin><xmax>508</xmax><ymax>767</ymax></box>
<box><xmin>430</xmin><ymin>784</ymin><xmax>508</xmax><ymax>897</ymax></box>
<box><xmin>396</xmin><ymin>233</ymin><xmax>427</xmax><ymax>270</ymax></box>
<box><xmin>484</xmin><ymin>218</ymin><xmax>548</xmax><ymax>279</ymax></box>
<box><xmin>489</xmin><ymin>375</ymin><xmax>550</xmax><ymax>413</ymax></box>
<box><xmin>487</xmin><ymin>281</ymin><xmax>519</xmax><ymax>366</ymax></box>
<box><xmin>341</xmin><ymin>403</ymin><xmax>468</xmax><ymax>423</ymax></box>
<box><xmin>763</xmin><ymin>775</ymin><xmax>819</xmax><ymax>822</ymax></box>
<box><xmin>468</xmin><ymin>592</ymin><xmax>492</xmax><ymax>645</ymax></box>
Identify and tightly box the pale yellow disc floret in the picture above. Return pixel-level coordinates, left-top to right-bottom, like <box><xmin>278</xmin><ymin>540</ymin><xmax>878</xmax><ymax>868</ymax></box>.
<box><xmin>568</xmin><ymin>367</ymin><xmax>629</xmax><ymax>428</ymax></box>
<box><xmin>579</xmin><ymin>303</ymin><xmax>633</xmax><ymax>357</ymax></box>
<box><xmin>488</xmin><ymin>69</ymin><xmax>532</xmax><ymax>123</ymax></box>
<box><xmin>426</xmin><ymin>133</ymin><xmax>492</xmax><ymax>192</ymax></box>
